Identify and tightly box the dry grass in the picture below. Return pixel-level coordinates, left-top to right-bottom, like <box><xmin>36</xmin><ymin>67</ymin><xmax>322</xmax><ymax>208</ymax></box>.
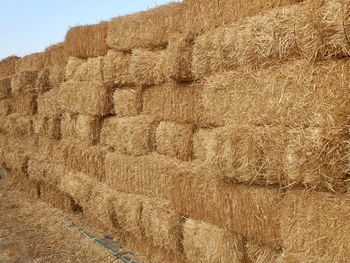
<box><xmin>37</xmin><ymin>88</ymin><xmax>62</xmax><ymax>117</ymax></box>
<box><xmin>246</xmin><ymin>241</ymin><xmax>281</xmax><ymax>263</ymax></box>
<box><xmin>155</xmin><ymin>121</ymin><xmax>193</xmax><ymax>161</ymax></box>
<box><xmin>0</xmin><ymin>77</ymin><xmax>12</xmax><ymax>99</ymax></box>
<box><xmin>65</xmin><ymin>22</ymin><xmax>108</xmax><ymax>58</ymax></box>
<box><xmin>113</xmin><ymin>87</ymin><xmax>142</xmax><ymax>117</ymax></box>
<box><xmin>281</xmin><ymin>189</ymin><xmax>350</xmax><ymax>262</ymax></box>
<box><xmin>11</xmin><ymin>70</ymin><xmax>38</xmax><ymax>95</ymax></box>
<box><xmin>192</xmin><ymin>0</ymin><xmax>350</xmax><ymax>78</ymax></box>
<box><xmin>43</xmin><ymin>42</ymin><xmax>67</xmax><ymax>67</ymax></box>
<box><xmin>0</xmin><ymin>56</ymin><xmax>19</xmax><ymax>78</ymax></box>
<box><xmin>142</xmin><ymin>82</ymin><xmax>204</xmax><ymax>126</ymax></box>
<box><xmin>58</xmin><ymin>80</ymin><xmax>114</xmax><ymax>116</ymax></box>
<box><xmin>0</xmin><ymin>98</ymin><xmax>11</xmax><ymax>117</ymax></box>
<box><xmin>15</xmin><ymin>52</ymin><xmax>44</xmax><ymax>72</ymax></box>
<box><xmin>107</xmin><ymin>2</ymin><xmax>183</xmax><ymax>51</ymax></box>
<box><xmin>183</xmin><ymin>218</ymin><xmax>244</xmax><ymax>263</ymax></box>
<box><xmin>101</xmin><ymin>115</ymin><xmax>157</xmax><ymax>156</ymax></box>
<box><xmin>105</xmin><ymin>152</ymin><xmax>182</xmax><ymax>200</ymax></box>
<box><xmin>170</xmin><ymin>165</ymin><xmax>283</xmax><ymax>247</ymax></box>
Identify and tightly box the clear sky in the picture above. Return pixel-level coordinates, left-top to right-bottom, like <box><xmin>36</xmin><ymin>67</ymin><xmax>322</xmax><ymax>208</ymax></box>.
<box><xmin>0</xmin><ymin>0</ymin><xmax>180</xmax><ymax>60</ymax></box>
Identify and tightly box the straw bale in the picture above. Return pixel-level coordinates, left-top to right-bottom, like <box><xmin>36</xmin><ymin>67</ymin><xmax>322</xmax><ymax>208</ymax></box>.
<box><xmin>59</xmin><ymin>171</ymin><xmax>95</xmax><ymax>208</ymax></box>
<box><xmin>65</xmin><ymin>22</ymin><xmax>108</xmax><ymax>58</ymax></box>
<box><xmin>129</xmin><ymin>48</ymin><xmax>166</xmax><ymax>86</ymax></box>
<box><xmin>12</xmin><ymin>91</ymin><xmax>37</xmax><ymax>115</ymax></box>
<box><xmin>84</xmin><ymin>182</ymin><xmax>116</xmax><ymax>231</ymax></box>
<box><xmin>183</xmin><ymin>219</ymin><xmax>244</xmax><ymax>263</ymax></box>
<box><xmin>61</xmin><ymin>112</ymin><xmax>77</xmax><ymax>138</ymax></box>
<box><xmin>33</xmin><ymin>115</ymin><xmax>61</xmax><ymax>140</ymax></box>
<box><xmin>192</xmin><ymin>0</ymin><xmax>350</xmax><ymax>78</ymax></box>
<box><xmin>182</xmin><ymin>0</ymin><xmax>300</xmax><ymax>36</ymax></box>
<box><xmin>246</xmin><ymin>241</ymin><xmax>281</xmax><ymax>263</ymax></box>
<box><xmin>107</xmin><ymin>2</ymin><xmax>182</xmax><ymax>51</ymax></box>
<box><xmin>60</xmin><ymin>140</ymin><xmax>107</xmax><ymax>181</ymax></box>
<box><xmin>58</xmin><ymin>81</ymin><xmax>113</xmax><ymax>116</ymax></box>
<box><xmin>0</xmin><ymin>113</ymin><xmax>33</xmax><ymax>137</ymax></box>
<box><xmin>201</xmin><ymin>59</ymin><xmax>350</xmax><ymax>128</ymax></box>
<box><xmin>141</xmin><ymin>198</ymin><xmax>184</xmax><ymax>253</ymax></box>
<box><xmin>39</xmin><ymin>184</ymin><xmax>75</xmax><ymax>212</ymax></box>
<box><xmin>0</xmin><ymin>56</ymin><xmax>19</xmax><ymax>78</ymax></box>
<box><xmin>281</xmin><ymin>189</ymin><xmax>350</xmax><ymax>261</ymax></box>
<box><xmin>72</xmin><ymin>56</ymin><xmax>104</xmax><ymax>82</ymax></box>
<box><xmin>11</xmin><ymin>70</ymin><xmax>38</xmax><ymax>95</ymax></box>
<box><xmin>170</xmin><ymin>166</ymin><xmax>283</xmax><ymax>247</ymax></box>
<box><xmin>0</xmin><ymin>77</ymin><xmax>12</xmax><ymax>99</ymax></box>
<box><xmin>36</xmin><ymin>136</ymin><xmax>62</xmax><ymax>161</ymax></box>
<box><xmin>15</xmin><ymin>52</ymin><xmax>44</xmax><ymax>72</ymax></box>
<box><xmin>142</xmin><ymin>82</ymin><xmax>204</xmax><ymax>126</ymax></box>
<box><xmin>101</xmin><ymin>115</ymin><xmax>157</xmax><ymax>156</ymax></box>
<box><xmin>113</xmin><ymin>192</ymin><xmax>143</xmax><ymax>240</ymax></box>
<box><xmin>164</xmin><ymin>36</ymin><xmax>194</xmax><ymax>83</ymax></box>
<box><xmin>37</xmin><ymin>88</ymin><xmax>62</xmax><ymax>117</ymax></box>
<box><xmin>192</xmin><ymin>125</ymin><xmax>285</xmax><ymax>186</ymax></box>
<box><xmin>155</xmin><ymin>121</ymin><xmax>193</xmax><ymax>161</ymax></box>
<box><xmin>105</xmin><ymin>152</ymin><xmax>182</xmax><ymax>200</ymax></box>
<box><xmin>0</xmin><ymin>98</ymin><xmax>11</xmax><ymax>117</ymax></box>
<box><xmin>113</xmin><ymin>87</ymin><xmax>142</xmax><ymax>117</ymax></box>
<box><xmin>27</xmin><ymin>157</ymin><xmax>64</xmax><ymax>186</ymax></box>
<box><xmin>43</xmin><ymin>42</ymin><xmax>67</xmax><ymax>67</ymax></box>
<box><xmin>65</xmin><ymin>57</ymin><xmax>84</xmax><ymax>80</ymax></box>
<box><xmin>36</xmin><ymin>66</ymin><xmax>65</xmax><ymax>93</ymax></box>
<box><xmin>9</xmin><ymin>169</ymin><xmax>40</xmax><ymax>199</ymax></box>
<box><xmin>102</xmin><ymin>49</ymin><xmax>131</xmax><ymax>86</ymax></box>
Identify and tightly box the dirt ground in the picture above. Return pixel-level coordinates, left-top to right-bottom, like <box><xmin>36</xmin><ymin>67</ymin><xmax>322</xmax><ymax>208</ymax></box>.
<box><xmin>0</xmin><ymin>174</ymin><xmax>144</xmax><ymax>263</ymax></box>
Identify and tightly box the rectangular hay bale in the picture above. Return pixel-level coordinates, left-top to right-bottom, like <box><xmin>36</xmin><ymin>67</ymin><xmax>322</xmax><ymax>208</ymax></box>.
<box><xmin>183</xmin><ymin>218</ymin><xmax>244</xmax><ymax>263</ymax></box>
<box><xmin>155</xmin><ymin>121</ymin><xmax>193</xmax><ymax>161</ymax></box>
<box><xmin>15</xmin><ymin>52</ymin><xmax>44</xmax><ymax>72</ymax></box>
<box><xmin>113</xmin><ymin>87</ymin><xmax>142</xmax><ymax>117</ymax></box>
<box><xmin>37</xmin><ymin>88</ymin><xmax>62</xmax><ymax>117</ymax></box>
<box><xmin>0</xmin><ymin>56</ymin><xmax>19</xmax><ymax>78</ymax></box>
<box><xmin>101</xmin><ymin>115</ymin><xmax>157</xmax><ymax>156</ymax></box>
<box><xmin>65</xmin><ymin>57</ymin><xmax>85</xmax><ymax>80</ymax></box>
<box><xmin>43</xmin><ymin>42</ymin><xmax>67</xmax><ymax>67</ymax></box>
<box><xmin>65</xmin><ymin>22</ymin><xmax>108</xmax><ymax>58</ymax></box>
<box><xmin>58</xmin><ymin>80</ymin><xmax>113</xmax><ymax>116</ymax></box>
<box><xmin>0</xmin><ymin>77</ymin><xmax>12</xmax><ymax>99</ymax></box>
<box><xmin>40</xmin><ymin>184</ymin><xmax>76</xmax><ymax>212</ymax></box>
<box><xmin>35</xmin><ymin>66</ymin><xmax>65</xmax><ymax>93</ymax></box>
<box><xmin>12</xmin><ymin>91</ymin><xmax>37</xmax><ymax>115</ymax></box>
<box><xmin>102</xmin><ymin>49</ymin><xmax>131</xmax><ymax>86</ymax></box>
<box><xmin>11</xmin><ymin>71</ymin><xmax>38</xmax><ymax>95</ymax></box>
<box><xmin>0</xmin><ymin>98</ymin><xmax>11</xmax><ymax>117</ymax></box>
<box><xmin>33</xmin><ymin>115</ymin><xmax>61</xmax><ymax>140</ymax></box>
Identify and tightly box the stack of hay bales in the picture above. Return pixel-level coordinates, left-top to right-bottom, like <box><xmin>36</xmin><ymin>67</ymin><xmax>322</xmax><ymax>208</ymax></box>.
<box><xmin>3</xmin><ymin>0</ymin><xmax>350</xmax><ymax>262</ymax></box>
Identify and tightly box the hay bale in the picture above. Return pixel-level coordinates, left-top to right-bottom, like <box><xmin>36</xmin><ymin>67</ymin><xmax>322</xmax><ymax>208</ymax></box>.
<box><xmin>170</xmin><ymin>166</ymin><xmax>283</xmax><ymax>247</ymax></box>
<box><xmin>58</xmin><ymin>81</ymin><xmax>113</xmax><ymax>116</ymax></box>
<box><xmin>107</xmin><ymin>3</ymin><xmax>183</xmax><ymax>51</ymax></box>
<box><xmin>65</xmin><ymin>57</ymin><xmax>85</xmax><ymax>80</ymax></box>
<box><xmin>182</xmin><ymin>0</ymin><xmax>300</xmax><ymax>36</ymax></box>
<box><xmin>15</xmin><ymin>52</ymin><xmax>44</xmax><ymax>72</ymax></box>
<box><xmin>65</xmin><ymin>22</ymin><xmax>108</xmax><ymax>58</ymax></box>
<box><xmin>36</xmin><ymin>66</ymin><xmax>65</xmax><ymax>93</ymax></box>
<box><xmin>59</xmin><ymin>171</ymin><xmax>95</xmax><ymax>208</ymax></box>
<box><xmin>84</xmin><ymin>182</ymin><xmax>116</xmax><ymax>231</ymax></box>
<box><xmin>0</xmin><ymin>98</ymin><xmax>11</xmax><ymax>117</ymax></box>
<box><xmin>102</xmin><ymin>49</ymin><xmax>131</xmax><ymax>86</ymax></box>
<box><xmin>0</xmin><ymin>114</ymin><xmax>33</xmax><ymax>137</ymax></box>
<box><xmin>201</xmin><ymin>59</ymin><xmax>350</xmax><ymax>128</ymax></box>
<box><xmin>28</xmin><ymin>157</ymin><xmax>64</xmax><ymax>186</ymax></box>
<box><xmin>72</xmin><ymin>56</ymin><xmax>104</xmax><ymax>82</ymax></box>
<box><xmin>60</xmin><ymin>140</ymin><xmax>107</xmax><ymax>181</ymax></box>
<box><xmin>192</xmin><ymin>0</ymin><xmax>350</xmax><ymax>78</ymax></box>
<box><xmin>37</xmin><ymin>88</ymin><xmax>62</xmax><ymax>117</ymax></box>
<box><xmin>164</xmin><ymin>35</ymin><xmax>194</xmax><ymax>83</ymax></box>
<box><xmin>192</xmin><ymin>125</ymin><xmax>285</xmax><ymax>186</ymax></box>
<box><xmin>0</xmin><ymin>56</ymin><xmax>19</xmax><ymax>78</ymax></box>
<box><xmin>113</xmin><ymin>87</ymin><xmax>142</xmax><ymax>117</ymax></box>
<box><xmin>40</xmin><ymin>184</ymin><xmax>75</xmax><ymax>212</ymax></box>
<box><xmin>129</xmin><ymin>48</ymin><xmax>166</xmax><ymax>86</ymax></box>
<box><xmin>246</xmin><ymin>241</ymin><xmax>281</xmax><ymax>263</ymax></box>
<box><xmin>61</xmin><ymin>112</ymin><xmax>77</xmax><ymax>138</ymax></box>
<box><xmin>9</xmin><ymin>169</ymin><xmax>40</xmax><ymax>199</ymax></box>
<box><xmin>155</xmin><ymin>121</ymin><xmax>193</xmax><ymax>161</ymax></box>
<box><xmin>12</xmin><ymin>91</ymin><xmax>37</xmax><ymax>115</ymax></box>
<box><xmin>281</xmin><ymin>189</ymin><xmax>350</xmax><ymax>261</ymax></box>
<box><xmin>183</xmin><ymin>219</ymin><xmax>244</xmax><ymax>263</ymax></box>
<box><xmin>74</xmin><ymin>115</ymin><xmax>101</xmax><ymax>145</ymax></box>
<box><xmin>11</xmin><ymin>71</ymin><xmax>38</xmax><ymax>95</ymax></box>
<box><xmin>0</xmin><ymin>77</ymin><xmax>12</xmax><ymax>99</ymax></box>
<box><xmin>142</xmin><ymin>82</ymin><xmax>204</xmax><ymax>126</ymax></box>
<box><xmin>141</xmin><ymin>199</ymin><xmax>184</xmax><ymax>253</ymax></box>
<box><xmin>105</xmin><ymin>152</ymin><xmax>182</xmax><ymax>200</ymax></box>
<box><xmin>33</xmin><ymin>115</ymin><xmax>61</xmax><ymax>140</ymax></box>
<box><xmin>43</xmin><ymin>42</ymin><xmax>67</xmax><ymax>67</ymax></box>
<box><xmin>101</xmin><ymin>115</ymin><xmax>157</xmax><ymax>156</ymax></box>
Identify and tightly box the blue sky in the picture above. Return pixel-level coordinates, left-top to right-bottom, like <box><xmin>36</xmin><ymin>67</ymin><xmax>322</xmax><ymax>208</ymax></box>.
<box><xmin>0</xmin><ymin>0</ymin><xmax>179</xmax><ymax>60</ymax></box>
